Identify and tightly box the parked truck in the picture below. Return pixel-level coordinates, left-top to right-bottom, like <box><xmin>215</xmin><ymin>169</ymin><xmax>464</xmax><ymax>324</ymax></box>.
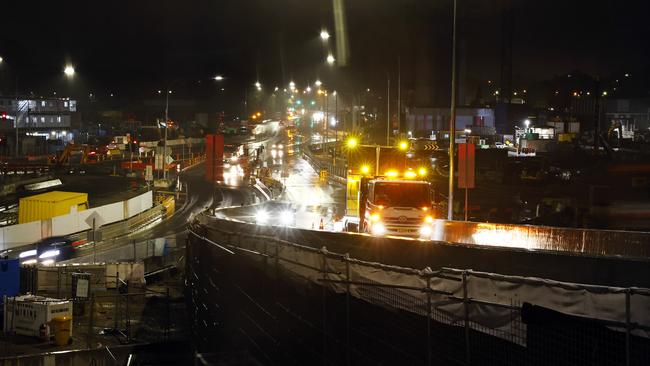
<box><xmin>343</xmin><ymin>144</ymin><xmax>437</xmax><ymax>238</ymax></box>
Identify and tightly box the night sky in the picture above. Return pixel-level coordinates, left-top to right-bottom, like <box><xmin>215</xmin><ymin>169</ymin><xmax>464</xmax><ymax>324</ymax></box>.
<box><xmin>1</xmin><ymin>0</ymin><xmax>648</xmax><ymax>103</ymax></box>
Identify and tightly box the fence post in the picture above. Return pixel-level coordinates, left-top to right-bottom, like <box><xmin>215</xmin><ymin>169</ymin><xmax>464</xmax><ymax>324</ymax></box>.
<box><xmin>57</xmin><ymin>268</ymin><xmax>61</xmax><ymax>299</ymax></box>
<box><xmin>87</xmin><ymin>294</ymin><xmax>94</xmax><ymax>349</ymax></box>
<box><xmin>166</xmin><ymin>287</ymin><xmax>171</xmax><ymax>341</ymax></box>
<box><xmin>114</xmin><ymin>272</ymin><xmax>119</xmax><ymax>332</ymax></box>
<box><xmin>321</xmin><ymin>247</ymin><xmax>328</xmax><ymax>366</ymax></box>
<box><xmin>125</xmin><ymin>281</ymin><xmax>130</xmax><ymax>343</ymax></box>
<box><xmin>426</xmin><ymin>276</ymin><xmax>432</xmax><ymax>366</ymax></box>
<box><xmin>462</xmin><ymin>270</ymin><xmax>471</xmax><ymax>366</ymax></box>
<box><xmin>625</xmin><ymin>289</ymin><xmax>631</xmax><ymax>366</ymax></box>
<box><xmin>345</xmin><ymin>253</ymin><xmax>351</xmax><ymax>366</ymax></box>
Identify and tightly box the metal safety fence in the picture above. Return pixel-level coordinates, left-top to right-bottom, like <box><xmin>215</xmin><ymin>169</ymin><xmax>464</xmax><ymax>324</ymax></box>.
<box><xmin>187</xmin><ymin>221</ymin><xmax>650</xmax><ymax>365</ymax></box>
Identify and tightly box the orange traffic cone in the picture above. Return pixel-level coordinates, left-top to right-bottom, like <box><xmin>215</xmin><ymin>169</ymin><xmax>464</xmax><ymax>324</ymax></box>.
<box><xmin>319</xmin><ymin>218</ymin><xmax>325</xmax><ymax>230</ymax></box>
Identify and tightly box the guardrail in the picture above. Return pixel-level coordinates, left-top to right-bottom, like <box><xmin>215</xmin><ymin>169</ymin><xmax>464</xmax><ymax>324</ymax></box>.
<box><xmin>302</xmin><ymin>144</ymin><xmax>347</xmax><ymax>184</ymax></box>
<box><xmin>188</xmin><ymin>216</ymin><xmax>650</xmax><ymax>365</ymax></box>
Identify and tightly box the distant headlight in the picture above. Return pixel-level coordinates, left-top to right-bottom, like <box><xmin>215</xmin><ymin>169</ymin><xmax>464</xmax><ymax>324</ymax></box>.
<box><xmin>280</xmin><ymin>210</ymin><xmax>294</xmax><ymax>225</ymax></box>
<box><xmin>255</xmin><ymin>210</ymin><xmax>269</xmax><ymax>224</ymax></box>
<box><xmin>371</xmin><ymin>222</ymin><xmax>386</xmax><ymax>236</ymax></box>
<box><xmin>278</xmin><ymin>144</ymin><xmax>284</xmax><ymax>149</ymax></box>
<box><xmin>39</xmin><ymin>249</ymin><xmax>60</xmax><ymax>259</ymax></box>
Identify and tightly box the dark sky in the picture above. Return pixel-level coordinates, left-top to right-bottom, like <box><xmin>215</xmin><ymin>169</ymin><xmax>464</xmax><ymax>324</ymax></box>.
<box><xmin>1</xmin><ymin>0</ymin><xmax>648</xmax><ymax>103</ymax></box>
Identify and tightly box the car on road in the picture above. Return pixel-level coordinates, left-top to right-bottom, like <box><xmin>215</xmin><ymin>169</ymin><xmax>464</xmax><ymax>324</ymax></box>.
<box><xmin>254</xmin><ymin>201</ymin><xmax>296</xmax><ymax>227</ymax></box>
<box><xmin>25</xmin><ymin>236</ymin><xmax>76</xmax><ymax>264</ymax></box>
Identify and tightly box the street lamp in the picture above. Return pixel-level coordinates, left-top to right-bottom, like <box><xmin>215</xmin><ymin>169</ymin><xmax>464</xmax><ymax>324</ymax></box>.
<box><xmin>64</xmin><ymin>65</ymin><xmax>75</xmax><ymax>77</ymax></box>
<box><xmin>315</xmin><ymin>80</ymin><xmax>322</xmax><ymax>87</ymax></box>
<box><xmin>0</xmin><ymin>56</ymin><xmax>3</xmax><ymax>64</ymax></box>
<box><xmin>320</xmin><ymin>30</ymin><xmax>330</xmax><ymax>41</ymax></box>
<box><xmin>326</xmin><ymin>54</ymin><xmax>335</xmax><ymax>65</ymax></box>
<box><xmin>214</xmin><ymin>75</ymin><xmax>224</xmax><ymax>81</ymax></box>
<box><xmin>346</xmin><ymin>137</ymin><xmax>358</xmax><ymax>149</ymax></box>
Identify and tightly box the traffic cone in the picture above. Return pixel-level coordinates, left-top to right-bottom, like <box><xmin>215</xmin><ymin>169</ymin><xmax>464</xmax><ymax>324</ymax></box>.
<box><xmin>319</xmin><ymin>218</ymin><xmax>324</xmax><ymax>230</ymax></box>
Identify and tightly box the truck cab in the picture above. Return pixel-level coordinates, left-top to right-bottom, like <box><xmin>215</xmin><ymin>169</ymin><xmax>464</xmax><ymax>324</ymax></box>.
<box><xmin>360</xmin><ymin>177</ymin><xmax>435</xmax><ymax>238</ymax></box>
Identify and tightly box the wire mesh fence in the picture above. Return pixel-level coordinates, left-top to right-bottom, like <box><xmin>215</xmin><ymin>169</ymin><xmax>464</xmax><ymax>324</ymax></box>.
<box><xmin>187</xmin><ymin>224</ymin><xmax>650</xmax><ymax>365</ymax></box>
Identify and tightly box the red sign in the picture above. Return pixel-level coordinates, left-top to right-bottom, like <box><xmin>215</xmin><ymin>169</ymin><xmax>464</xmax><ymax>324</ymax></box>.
<box><xmin>205</xmin><ymin>134</ymin><xmax>224</xmax><ymax>182</ymax></box>
<box><xmin>458</xmin><ymin>143</ymin><xmax>475</xmax><ymax>189</ymax></box>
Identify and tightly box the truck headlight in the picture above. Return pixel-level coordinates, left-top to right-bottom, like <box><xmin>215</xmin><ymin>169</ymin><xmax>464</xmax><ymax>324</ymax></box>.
<box><xmin>371</xmin><ymin>222</ymin><xmax>386</xmax><ymax>235</ymax></box>
<box><xmin>280</xmin><ymin>210</ymin><xmax>294</xmax><ymax>225</ymax></box>
<box><xmin>420</xmin><ymin>225</ymin><xmax>432</xmax><ymax>237</ymax></box>
<box><xmin>370</xmin><ymin>213</ymin><xmax>381</xmax><ymax>222</ymax></box>
<box><xmin>255</xmin><ymin>210</ymin><xmax>269</xmax><ymax>224</ymax></box>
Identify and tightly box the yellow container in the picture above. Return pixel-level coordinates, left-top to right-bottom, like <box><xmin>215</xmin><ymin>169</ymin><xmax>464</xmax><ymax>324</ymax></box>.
<box><xmin>18</xmin><ymin>191</ymin><xmax>88</xmax><ymax>224</ymax></box>
<box><xmin>51</xmin><ymin>316</ymin><xmax>72</xmax><ymax>346</ymax></box>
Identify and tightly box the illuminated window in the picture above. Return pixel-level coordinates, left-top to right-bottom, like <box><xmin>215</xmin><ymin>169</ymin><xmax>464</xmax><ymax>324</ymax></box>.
<box><xmin>40</xmin><ymin>117</ymin><xmax>45</xmax><ymax>123</ymax></box>
<box><xmin>41</xmin><ymin>101</ymin><xmax>46</xmax><ymax>107</ymax></box>
<box><xmin>63</xmin><ymin>101</ymin><xmax>68</xmax><ymax>107</ymax></box>
<box><xmin>57</xmin><ymin>116</ymin><xmax>61</xmax><ymax>123</ymax></box>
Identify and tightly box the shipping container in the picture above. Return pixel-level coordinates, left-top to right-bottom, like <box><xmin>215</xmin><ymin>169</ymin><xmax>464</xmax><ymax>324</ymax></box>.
<box><xmin>18</xmin><ymin>191</ymin><xmax>88</xmax><ymax>224</ymax></box>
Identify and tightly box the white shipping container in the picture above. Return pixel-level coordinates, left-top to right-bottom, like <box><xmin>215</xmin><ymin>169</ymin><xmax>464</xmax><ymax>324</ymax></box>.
<box><xmin>3</xmin><ymin>295</ymin><xmax>72</xmax><ymax>337</ymax></box>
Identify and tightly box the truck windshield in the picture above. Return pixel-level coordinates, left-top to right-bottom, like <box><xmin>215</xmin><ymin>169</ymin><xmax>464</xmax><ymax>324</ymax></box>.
<box><xmin>373</xmin><ymin>182</ymin><xmax>430</xmax><ymax>208</ymax></box>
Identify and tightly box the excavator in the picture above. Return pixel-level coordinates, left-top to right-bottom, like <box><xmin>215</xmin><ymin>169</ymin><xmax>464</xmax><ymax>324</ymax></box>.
<box><xmin>56</xmin><ymin>143</ymin><xmax>98</xmax><ymax>166</ymax></box>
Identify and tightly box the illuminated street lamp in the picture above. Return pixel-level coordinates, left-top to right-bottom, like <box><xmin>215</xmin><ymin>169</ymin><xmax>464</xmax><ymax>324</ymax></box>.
<box><xmin>326</xmin><ymin>54</ymin><xmax>335</xmax><ymax>65</ymax></box>
<box><xmin>0</xmin><ymin>56</ymin><xmax>3</xmax><ymax>64</ymax></box>
<box><xmin>398</xmin><ymin>140</ymin><xmax>409</xmax><ymax>151</ymax></box>
<box><xmin>64</xmin><ymin>65</ymin><xmax>75</xmax><ymax>77</ymax></box>
<box><xmin>315</xmin><ymin>80</ymin><xmax>322</xmax><ymax>87</ymax></box>
<box><xmin>346</xmin><ymin>137</ymin><xmax>359</xmax><ymax>149</ymax></box>
<box><xmin>214</xmin><ymin>75</ymin><xmax>224</xmax><ymax>81</ymax></box>
<box><xmin>320</xmin><ymin>30</ymin><xmax>330</xmax><ymax>41</ymax></box>
<box><xmin>254</xmin><ymin>81</ymin><xmax>262</xmax><ymax>91</ymax></box>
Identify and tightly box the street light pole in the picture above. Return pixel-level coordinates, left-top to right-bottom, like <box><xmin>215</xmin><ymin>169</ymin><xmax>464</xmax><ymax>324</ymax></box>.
<box><xmin>164</xmin><ymin>89</ymin><xmax>170</xmax><ymax>180</ymax></box>
<box><xmin>386</xmin><ymin>75</ymin><xmax>390</xmax><ymax>146</ymax></box>
<box><xmin>448</xmin><ymin>0</ymin><xmax>458</xmax><ymax>221</ymax></box>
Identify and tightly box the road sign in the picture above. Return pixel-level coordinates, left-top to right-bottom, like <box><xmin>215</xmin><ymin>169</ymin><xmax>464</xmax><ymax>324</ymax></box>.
<box><xmin>423</xmin><ymin>143</ymin><xmax>438</xmax><ymax>151</ymax></box>
<box><xmin>145</xmin><ymin>165</ymin><xmax>153</xmax><ymax>181</ymax></box>
<box><xmin>458</xmin><ymin>143</ymin><xmax>475</xmax><ymax>189</ymax></box>
<box><xmin>165</xmin><ymin>155</ymin><xmax>174</xmax><ymax>165</ymax></box>
<box><xmin>84</xmin><ymin>211</ymin><xmax>105</xmax><ymax>228</ymax></box>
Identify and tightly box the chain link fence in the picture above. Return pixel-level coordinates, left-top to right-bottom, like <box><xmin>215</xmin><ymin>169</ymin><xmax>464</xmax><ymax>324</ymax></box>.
<box><xmin>187</xmin><ymin>222</ymin><xmax>650</xmax><ymax>365</ymax></box>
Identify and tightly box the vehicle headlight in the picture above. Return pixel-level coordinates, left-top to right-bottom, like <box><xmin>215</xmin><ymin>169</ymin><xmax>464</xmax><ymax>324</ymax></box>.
<box><xmin>370</xmin><ymin>213</ymin><xmax>381</xmax><ymax>222</ymax></box>
<box><xmin>280</xmin><ymin>210</ymin><xmax>294</xmax><ymax>225</ymax></box>
<box><xmin>255</xmin><ymin>210</ymin><xmax>269</xmax><ymax>224</ymax></box>
<box><xmin>420</xmin><ymin>225</ymin><xmax>432</xmax><ymax>237</ymax></box>
<box><xmin>39</xmin><ymin>249</ymin><xmax>60</xmax><ymax>259</ymax></box>
<box><xmin>278</xmin><ymin>144</ymin><xmax>284</xmax><ymax>149</ymax></box>
<box><xmin>19</xmin><ymin>249</ymin><xmax>37</xmax><ymax>258</ymax></box>
<box><xmin>371</xmin><ymin>222</ymin><xmax>386</xmax><ymax>235</ymax></box>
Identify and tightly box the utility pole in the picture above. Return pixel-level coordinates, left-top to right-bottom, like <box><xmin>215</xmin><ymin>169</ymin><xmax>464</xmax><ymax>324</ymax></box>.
<box><xmin>448</xmin><ymin>0</ymin><xmax>458</xmax><ymax>221</ymax></box>
<box><xmin>397</xmin><ymin>57</ymin><xmax>401</xmax><ymax>134</ymax></box>
<box><xmin>386</xmin><ymin>75</ymin><xmax>390</xmax><ymax>146</ymax></box>
<box><xmin>14</xmin><ymin>77</ymin><xmax>19</xmax><ymax>157</ymax></box>
<box><xmin>164</xmin><ymin>90</ymin><xmax>169</xmax><ymax>180</ymax></box>
<box><xmin>594</xmin><ymin>77</ymin><xmax>601</xmax><ymax>155</ymax></box>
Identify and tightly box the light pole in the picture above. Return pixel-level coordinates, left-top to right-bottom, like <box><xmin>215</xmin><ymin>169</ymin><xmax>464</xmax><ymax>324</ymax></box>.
<box><xmin>448</xmin><ymin>0</ymin><xmax>458</xmax><ymax>221</ymax></box>
<box><xmin>163</xmin><ymin>88</ymin><xmax>172</xmax><ymax>180</ymax></box>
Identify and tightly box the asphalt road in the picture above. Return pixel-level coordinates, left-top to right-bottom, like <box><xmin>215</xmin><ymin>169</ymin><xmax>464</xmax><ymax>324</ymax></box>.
<box><xmin>65</xmin><ymin>132</ymin><xmax>285</xmax><ymax>263</ymax></box>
